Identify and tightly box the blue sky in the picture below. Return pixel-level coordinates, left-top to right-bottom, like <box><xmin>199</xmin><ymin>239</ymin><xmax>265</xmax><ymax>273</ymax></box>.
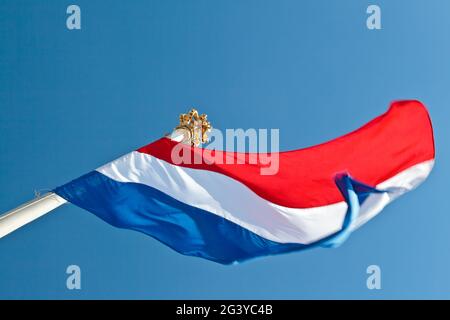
<box><xmin>1</xmin><ymin>0</ymin><xmax>450</xmax><ymax>299</ymax></box>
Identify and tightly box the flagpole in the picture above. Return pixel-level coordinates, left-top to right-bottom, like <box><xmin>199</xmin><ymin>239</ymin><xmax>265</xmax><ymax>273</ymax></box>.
<box><xmin>0</xmin><ymin>193</ymin><xmax>67</xmax><ymax>238</ymax></box>
<box><xmin>0</xmin><ymin>125</ymin><xmax>198</xmax><ymax>239</ymax></box>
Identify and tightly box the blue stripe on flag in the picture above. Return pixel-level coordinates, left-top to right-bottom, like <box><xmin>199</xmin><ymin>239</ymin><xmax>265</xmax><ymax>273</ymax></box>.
<box><xmin>54</xmin><ymin>171</ymin><xmax>383</xmax><ymax>264</ymax></box>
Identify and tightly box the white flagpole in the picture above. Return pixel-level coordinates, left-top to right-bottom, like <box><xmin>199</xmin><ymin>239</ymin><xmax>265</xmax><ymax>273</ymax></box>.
<box><xmin>0</xmin><ymin>128</ymin><xmax>192</xmax><ymax>239</ymax></box>
<box><xmin>0</xmin><ymin>193</ymin><xmax>67</xmax><ymax>238</ymax></box>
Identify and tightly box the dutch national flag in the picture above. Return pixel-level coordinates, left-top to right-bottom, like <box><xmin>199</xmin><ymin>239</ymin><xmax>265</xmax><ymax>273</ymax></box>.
<box><xmin>54</xmin><ymin>100</ymin><xmax>435</xmax><ymax>264</ymax></box>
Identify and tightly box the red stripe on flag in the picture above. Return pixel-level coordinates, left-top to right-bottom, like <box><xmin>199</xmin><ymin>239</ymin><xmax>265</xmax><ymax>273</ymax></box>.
<box><xmin>138</xmin><ymin>100</ymin><xmax>435</xmax><ymax>208</ymax></box>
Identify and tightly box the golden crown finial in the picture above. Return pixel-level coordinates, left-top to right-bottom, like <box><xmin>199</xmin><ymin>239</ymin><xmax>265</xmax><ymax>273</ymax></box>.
<box><xmin>175</xmin><ymin>108</ymin><xmax>212</xmax><ymax>146</ymax></box>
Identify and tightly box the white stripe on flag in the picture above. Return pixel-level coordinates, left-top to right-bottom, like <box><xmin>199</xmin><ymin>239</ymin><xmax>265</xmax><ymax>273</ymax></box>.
<box><xmin>97</xmin><ymin>151</ymin><xmax>433</xmax><ymax>244</ymax></box>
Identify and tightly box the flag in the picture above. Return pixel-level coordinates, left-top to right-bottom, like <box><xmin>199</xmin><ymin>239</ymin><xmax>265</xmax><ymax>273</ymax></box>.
<box><xmin>54</xmin><ymin>100</ymin><xmax>435</xmax><ymax>264</ymax></box>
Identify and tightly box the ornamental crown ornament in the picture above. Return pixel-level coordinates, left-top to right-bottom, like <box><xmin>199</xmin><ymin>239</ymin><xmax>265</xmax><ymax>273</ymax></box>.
<box><xmin>175</xmin><ymin>108</ymin><xmax>212</xmax><ymax>147</ymax></box>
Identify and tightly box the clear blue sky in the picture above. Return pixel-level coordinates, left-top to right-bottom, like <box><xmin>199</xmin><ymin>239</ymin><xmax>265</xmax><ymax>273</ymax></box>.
<box><xmin>1</xmin><ymin>0</ymin><xmax>449</xmax><ymax>299</ymax></box>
